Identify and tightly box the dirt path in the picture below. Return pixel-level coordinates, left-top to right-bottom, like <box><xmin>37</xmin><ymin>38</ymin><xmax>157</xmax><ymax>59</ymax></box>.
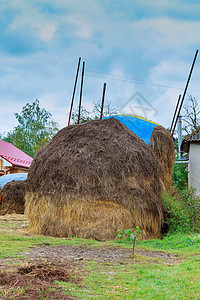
<box><xmin>24</xmin><ymin>244</ymin><xmax>179</xmax><ymax>265</ymax></box>
<box><xmin>0</xmin><ymin>214</ymin><xmax>180</xmax><ymax>265</ymax></box>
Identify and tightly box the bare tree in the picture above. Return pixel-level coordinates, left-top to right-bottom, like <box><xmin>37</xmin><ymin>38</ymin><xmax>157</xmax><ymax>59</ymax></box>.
<box><xmin>183</xmin><ymin>95</ymin><xmax>200</xmax><ymax>134</ymax></box>
<box><xmin>93</xmin><ymin>100</ymin><xmax>118</xmax><ymax>118</ymax></box>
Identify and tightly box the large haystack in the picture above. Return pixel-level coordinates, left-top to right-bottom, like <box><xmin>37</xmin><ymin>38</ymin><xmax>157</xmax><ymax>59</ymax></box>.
<box><xmin>149</xmin><ymin>126</ymin><xmax>174</xmax><ymax>191</ymax></box>
<box><xmin>25</xmin><ymin>118</ymin><xmax>163</xmax><ymax>240</ymax></box>
<box><xmin>0</xmin><ymin>180</ymin><xmax>26</xmax><ymax>215</ymax></box>
<box><xmin>104</xmin><ymin>115</ymin><xmax>174</xmax><ymax>190</ymax></box>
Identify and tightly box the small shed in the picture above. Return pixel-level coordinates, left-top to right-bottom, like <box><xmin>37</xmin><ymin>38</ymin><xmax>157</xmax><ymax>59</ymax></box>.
<box><xmin>182</xmin><ymin>127</ymin><xmax>200</xmax><ymax>195</ymax></box>
<box><xmin>0</xmin><ymin>140</ymin><xmax>33</xmax><ymax>176</ymax></box>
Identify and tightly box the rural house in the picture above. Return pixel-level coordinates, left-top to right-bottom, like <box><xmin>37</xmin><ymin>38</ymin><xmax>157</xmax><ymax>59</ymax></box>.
<box><xmin>0</xmin><ymin>140</ymin><xmax>33</xmax><ymax>176</ymax></box>
<box><xmin>182</xmin><ymin>127</ymin><xmax>200</xmax><ymax>195</ymax></box>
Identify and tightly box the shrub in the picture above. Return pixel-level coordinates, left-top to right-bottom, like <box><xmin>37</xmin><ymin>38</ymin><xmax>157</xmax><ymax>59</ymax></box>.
<box><xmin>172</xmin><ymin>162</ymin><xmax>188</xmax><ymax>190</ymax></box>
<box><xmin>162</xmin><ymin>188</ymin><xmax>200</xmax><ymax>234</ymax></box>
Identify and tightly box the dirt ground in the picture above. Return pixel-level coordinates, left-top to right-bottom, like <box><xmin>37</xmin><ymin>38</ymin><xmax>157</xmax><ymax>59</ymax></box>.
<box><xmin>25</xmin><ymin>244</ymin><xmax>179</xmax><ymax>265</ymax></box>
<box><xmin>0</xmin><ymin>214</ymin><xmax>181</xmax><ymax>299</ymax></box>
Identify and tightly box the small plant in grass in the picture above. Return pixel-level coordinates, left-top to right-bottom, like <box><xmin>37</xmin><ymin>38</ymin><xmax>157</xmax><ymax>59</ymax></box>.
<box><xmin>116</xmin><ymin>227</ymin><xmax>142</xmax><ymax>241</ymax></box>
<box><xmin>116</xmin><ymin>226</ymin><xmax>142</xmax><ymax>255</ymax></box>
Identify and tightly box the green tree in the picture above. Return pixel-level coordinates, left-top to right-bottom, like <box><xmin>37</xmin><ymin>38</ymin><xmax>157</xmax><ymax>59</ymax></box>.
<box><xmin>3</xmin><ymin>99</ymin><xmax>58</xmax><ymax>157</ymax></box>
<box><xmin>71</xmin><ymin>106</ymin><xmax>92</xmax><ymax>124</ymax></box>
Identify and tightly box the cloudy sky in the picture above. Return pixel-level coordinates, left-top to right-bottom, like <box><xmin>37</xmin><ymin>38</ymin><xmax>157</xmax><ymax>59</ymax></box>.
<box><xmin>0</xmin><ymin>0</ymin><xmax>200</xmax><ymax>133</ymax></box>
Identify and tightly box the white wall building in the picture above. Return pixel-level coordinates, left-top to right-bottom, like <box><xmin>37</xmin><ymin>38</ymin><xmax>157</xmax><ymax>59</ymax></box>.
<box><xmin>182</xmin><ymin>127</ymin><xmax>200</xmax><ymax>195</ymax></box>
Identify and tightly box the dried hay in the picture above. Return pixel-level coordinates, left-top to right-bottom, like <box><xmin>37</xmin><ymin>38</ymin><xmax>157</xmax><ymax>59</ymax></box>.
<box><xmin>149</xmin><ymin>126</ymin><xmax>174</xmax><ymax>191</ymax></box>
<box><xmin>0</xmin><ymin>262</ymin><xmax>77</xmax><ymax>299</ymax></box>
<box><xmin>18</xmin><ymin>263</ymin><xmax>71</xmax><ymax>282</ymax></box>
<box><xmin>0</xmin><ymin>180</ymin><xmax>26</xmax><ymax>215</ymax></box>
<box><xmin>25</xmin><ymin>118</ymin><xmax>163</xmax><ymax>240</ymax></box>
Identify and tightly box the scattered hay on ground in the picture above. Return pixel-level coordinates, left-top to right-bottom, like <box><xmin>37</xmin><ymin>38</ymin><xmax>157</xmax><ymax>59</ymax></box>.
<box><xmin>0</xmin><ymin>213</ymin><xmax>27</xmax><ymax>222</ymax></box>
<box><xmin>0</xmin><ymin>213</ymin><xmax>29</xmax><ymax>234</ymax></box>
<box><xmin>0</xmin><ymin>180</ymin><xmax>26</xmax><ymax>215</ymax></box>
<box><xmin>25</xmin><ymin>118</ymin><xmax>163</xmax><ymax>240</ymax></box>
<box><xmin>149</xmin><ymin>126</ymin><xmax>174</xmax><ymax>191</ymax></box>
<box><xmin>0</xmin><ymin>263</ymin><xmax>76</xmax><ymax>299</ymax></box>
<box><xmin>17</xmin><ymin>263</ymin><xmax>71</xmax><ymax>282</ymax></box>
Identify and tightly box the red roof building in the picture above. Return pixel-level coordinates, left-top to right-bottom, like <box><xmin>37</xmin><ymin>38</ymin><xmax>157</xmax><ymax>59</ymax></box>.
<box><xmin>0</xmin><ymin>140</ymin><xmax>33</xmax><ymax>176</ymax></box>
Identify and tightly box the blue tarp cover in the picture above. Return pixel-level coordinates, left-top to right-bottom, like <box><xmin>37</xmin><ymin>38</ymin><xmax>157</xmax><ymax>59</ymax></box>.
<box><xmin>0</xmin><ymin>173</ymin><xmax>28</xmax><ymax>189</ymax></box>
<box><xmin>104</xmin><ymin>114</ymin><xmax>159</xmax><ymax>145</ymax></box>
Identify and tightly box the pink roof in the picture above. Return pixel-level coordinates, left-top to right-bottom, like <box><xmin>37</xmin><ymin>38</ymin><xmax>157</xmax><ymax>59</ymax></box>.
<box><xmin>0</xmin><ymin>140</ymin><xmax>33</xmax><ymax>168</ymax></box>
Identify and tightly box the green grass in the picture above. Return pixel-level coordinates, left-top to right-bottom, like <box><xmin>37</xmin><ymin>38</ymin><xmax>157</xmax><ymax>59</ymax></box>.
<box><xmin>136</xmin><ymin>234</ymin><xmax>200</xmax><ymax>255</ymax></box>
<box><xmin>1</xmin><ymin>230</ymin><xmax>199</xmax><ymax>258</ymax></box>
<box><xmin>57</xmin><ymin>257</ymin><xmax>200</xmax><ymax>299</ymax></box>
<box><xmin>0</xmin><ymin>231</ymin><xmax>102</xmax><ymax>258</ymax></box>
<box><xmin>0</xmin><ymin>228</ymin><xmax>200</xmax><ymax>299</ymax></box>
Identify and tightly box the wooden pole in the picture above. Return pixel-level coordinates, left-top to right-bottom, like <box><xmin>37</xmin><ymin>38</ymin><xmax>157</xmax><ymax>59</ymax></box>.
<box><xmin>170</xmin><ymin>94</ymin><xmax>181</xmax><ymax>133</ymax></box>
<box><xmin>77</xmin><ymin>61</ymin><xmax>85</xmax><ymax>125</ymax></box>
<box><xmin>68</xmin><ymin>57</ymin><xmax>81</xmax><ymax>126</ymax></box>
<box><xmin>100</xmin><ymin>83</ymin><xmax>106</xmax><ymax>119</ymax></box>
<box><xmin>132</xmin><ymin>236</ymin><xmax>136</xmax><ymax>255</ymax></box>
<box><xmin>171</xmin><ymin>50</ymin><xmax>198</xmax><ymax>136</ymax></box>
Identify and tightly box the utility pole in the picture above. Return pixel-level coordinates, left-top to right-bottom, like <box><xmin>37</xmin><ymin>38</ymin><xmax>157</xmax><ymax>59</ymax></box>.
<box><xmin>100</xmin><ymin>83</ymin><xmax>106</xmax><ymax>119</ymax></box>
<box><xmin>171</xmin><ymin>50</ymin><xmax>198</xmax><ymax>136</ymax></box>
<box><xmin>77</xmin><ymin>61</ymin><xmax>85</xmax><ymax>125</ymax></box>
<box><xmin>68</xmin><ymin>57</ymin><xmax>81</xmax><ymax>126</ymax></box>
<box><xmin>177</xmin><ymin>115</ymin><xmax>182</xmax><ymax>160</ymax></box>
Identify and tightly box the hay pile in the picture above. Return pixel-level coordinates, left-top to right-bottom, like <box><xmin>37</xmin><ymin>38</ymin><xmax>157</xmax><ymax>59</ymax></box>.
<box><xmin>25</xmin><ymin>118</ymin><xmax>163</xmax><ymax>240</ymax></box>
<box><xmin>0</xmin><ymin>180</ymin><xmax>26</xmax><ymax>215</ymax></box>
<box><xmin>149</xmin><ymin>126</ymin><xmax>174</xmax><ymax>191</ymax></box>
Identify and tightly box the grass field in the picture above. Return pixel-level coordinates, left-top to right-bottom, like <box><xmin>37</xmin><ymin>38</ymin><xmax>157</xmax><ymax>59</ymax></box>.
<box><xmin>0</xmin><ymin>215</ymin><xmax>200</xmax><ymax>299</ymax></box>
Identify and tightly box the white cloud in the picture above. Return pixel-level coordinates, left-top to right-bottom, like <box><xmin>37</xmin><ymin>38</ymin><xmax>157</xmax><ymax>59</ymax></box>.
<box><xmin>129</xmin><ymin>17</ymin><xmax>200</xmax><ymax>51</ymax></box>
<box><xmin>0</xmin><ymin>101</ymin><xmax>22</xmax><ymax>133</ymax></box>
<box><xmin>23</xmin><ymin>92</ymin><xmax>67</xmax><ymax>129</ymax></box>
<box><xmin>68</xmin><ymin>18</ymin><xmax>93</xmax><ymax>39</ymax></box>
<box><xmin>9</xmin><ymin>2</ymin><xmax>57</xmax><ymax>42</ymax></box>
<box><xmin>36</xmin><ymin>23</ymin><xmax>56</xmax><ymax>42</ymax></box>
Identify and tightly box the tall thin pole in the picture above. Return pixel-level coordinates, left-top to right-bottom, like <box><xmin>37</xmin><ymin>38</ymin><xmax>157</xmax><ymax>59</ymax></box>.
<box><xmin>68</xmin><ymin>57</ymin><xmax>81</xmax><ymax>126</ymax></box>
<box><xmin>170</xmin><ymin>94</ymin><xmax>181</xmax><ymax>133</ymax></box>
<box><xmin>100</xmin><ymin>83</ymin><xmax>106</xmax><ymax>119</ymax></box>
<box><xmin>77</xmin><ymin>61</ymin><xmax>85</xmax><ymax>125</ymax></box>
<box><xmin>177</xmin><ymin>116</ymin><xmax>182</xmax><ymax>160</ymax></box>
<box><xmin>171</xmin><ymin>50</ymin><xmax>198</xmax><ymax>136</ymax></box>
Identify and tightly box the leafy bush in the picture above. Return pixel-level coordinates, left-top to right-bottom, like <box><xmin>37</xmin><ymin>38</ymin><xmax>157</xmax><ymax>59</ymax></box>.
<box><xmin>162</xmin><ymin>188</ymin><xmax>200</xmax><ymax>234</ymax></box>
<box><xmin>172</xmin><ymin>163</ymin><xmax>188</xmax><ymax>190</ymax></box>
